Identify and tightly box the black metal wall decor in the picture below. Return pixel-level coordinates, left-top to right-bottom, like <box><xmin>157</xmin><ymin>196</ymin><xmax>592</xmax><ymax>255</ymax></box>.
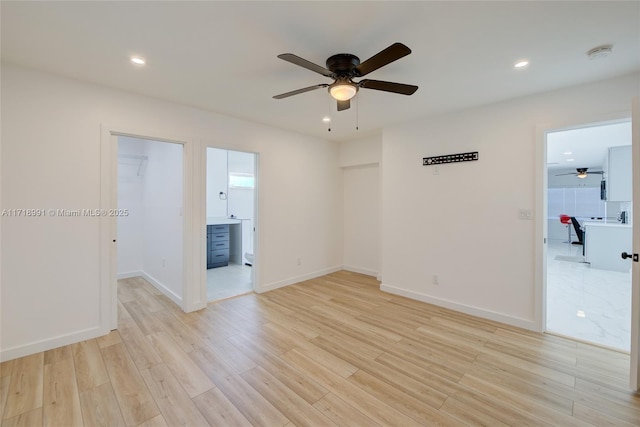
<box><xmin>423</xmin><ymin>151</ymin><xmax>478</xmax><ymax>166</ymax></box>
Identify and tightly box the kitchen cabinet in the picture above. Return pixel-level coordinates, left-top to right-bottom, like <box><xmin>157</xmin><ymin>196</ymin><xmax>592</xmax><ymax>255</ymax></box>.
<box><xmin>584</xmin><ymin>222</ymin><xmax>632</xmax><ymax>272</ymax></box>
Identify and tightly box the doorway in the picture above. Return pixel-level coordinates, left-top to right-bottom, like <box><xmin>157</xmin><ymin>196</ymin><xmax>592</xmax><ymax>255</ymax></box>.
<box><xmin>206</xmin><ymin>147</ymin><xmax>256</xmax><ymax>301</ymax></box>
<box><xmin>116</xmin><ymin>136</ymin><xmax>185</xmax><ymax>303</ymax></box>
<box><xmin>544</xmin><ymin>121</ymin><xmax>632</xmax><ymax>351</ymax></box>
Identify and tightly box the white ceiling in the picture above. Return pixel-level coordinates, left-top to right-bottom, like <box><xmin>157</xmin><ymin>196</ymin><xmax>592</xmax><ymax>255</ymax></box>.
<box><xmin>2</xmin><ymin>1</ymin><xmax>639</xmax><ymax>142</ymax></box>
<box><xmin>547</xmin><ymin>121</ymin><xmax>632</xmax><ymax>171</ymax></box>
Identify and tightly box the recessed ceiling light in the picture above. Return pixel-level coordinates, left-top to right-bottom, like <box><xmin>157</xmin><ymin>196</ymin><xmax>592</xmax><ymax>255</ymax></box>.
<box><xmin>130</xmin><ymin>56</ymin><xmax>146</xmax><ymax>65</ymax></box>
<box><xmin>514</xmin><ymin>60</ymin><xmax>529</xmax><ymax>69</ymax></box>
<box><xmin>563</xmin><ymin>151</ymin><xmax>572</xmax><ymax>155</ymax></box>
<box><xmin>322</xmin><ymin>116</ymin><xmax>331</xmax><ymax>123</ymax></box>
<box><xmin>566</xmin><ymin>158</ymin><xmax>575</xmax><ymax>162</ymax></box>
<box><xmin>576</xmin><ymin>310</ymin><xmax>586</xmax><ymax>318</ymax></box>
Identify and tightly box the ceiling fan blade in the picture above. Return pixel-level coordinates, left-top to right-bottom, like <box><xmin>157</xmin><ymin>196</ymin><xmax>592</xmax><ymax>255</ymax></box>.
<box><xmin>277</xmin><ymin>53</ymin><xmax>333</xmax><ymax>77</ymax></box>
<box><xmin>337</xmin><ymin>99</ymin><xmax>350</xmax><ymax>111</ymax></box>
<box><xmin>273</xmin><ymin>84</ymin><xmax>328</xmax><ymax>99</ymax></box>
<box><xmin>590</xmin><ymin>171</ymin><xmax>605</xmax><ymax>174</ymax></box>
<box><xmin>355</xmin><ymin>42</ymin><xmax>412</xmax><ymax>76</ymax></box>
<box><xmin>358</xmin><ymin>79</ymin><xmax>418</xmax><ymax>95</ymax></box>
<box><xmin>555</xmin><ymin>173</ymin><xmax>576</xmax><ymax>176</ymax></box>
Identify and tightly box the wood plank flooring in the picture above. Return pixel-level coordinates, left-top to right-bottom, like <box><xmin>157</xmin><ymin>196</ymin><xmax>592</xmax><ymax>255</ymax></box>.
<box><xmin>1</xmin><ymin>271</ymin><xmax>639</xmax><ymax>426</ymax></box>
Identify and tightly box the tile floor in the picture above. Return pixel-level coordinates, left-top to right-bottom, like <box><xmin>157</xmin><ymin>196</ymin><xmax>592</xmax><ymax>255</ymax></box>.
<box><xmin>546</xmin><ymin>239</ymin><xmax>632</xmax><ymax>351</ymax></box>
<box><xmin>206</xmin><ymin>263</ymin><xmax>253</xmax><ymax>302</ymax></box>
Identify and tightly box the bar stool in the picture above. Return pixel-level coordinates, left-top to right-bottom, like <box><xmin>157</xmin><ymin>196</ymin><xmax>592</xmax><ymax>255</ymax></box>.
<box><xmin>559</xmin><ymin>214</ymin><xmax>572</xmax><ymax>244</ymax></box>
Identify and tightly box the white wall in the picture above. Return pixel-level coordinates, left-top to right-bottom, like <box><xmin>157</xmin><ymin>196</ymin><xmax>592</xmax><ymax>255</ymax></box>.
<box><xmin>340</xmin><ymin>134</ymin><xmax>382</xmax><ymax>277</ymax></box>
<box><xmin>116</xmin><ymin>138</ymin><xmax>145</xmax><ymax>276</ymax></box>
<box><xmin>206</xmin><ymin>147</ymin><xmax>228</xmax><ymax>218</ymax></box>
<box><xmin>227</xmin><ymin>150</ymin><xmax>255</xmax><ymax>258</ymax></box>
<box><xmin>140</xmin><ymin>139</ymin><xmax>183</xmax><ymax>301</ymax></box>
<box><xmin>227</xmin><ymin>150</ymin><xmax>254</xmax><ymax>221</ymax></box>
<box><xmin>343</xmin><ymin>164</ymin><xmax>380</xmax><ymax>277</ymax></box>
<box><xmin>339</xmin><ymin>133</ymin><xmax>382</xmax><ymax>167</ymax></box>
<box><xmin>117</xmin><ymin>137</ymin><xmax>184</xmax><ymax>303</ymax></box>
<box><xmin>380</xmin><ymin>73</ymin><xmax>640</xmax><ymax>330</ymax></box>
<box><xmin>1</xmin><ymin>64</ymin><xmax>342</xmax><ymax>361</ymax></box>
<box><xmin>206</xmin><ymin>148</ymin><xmax>255</xmax><ymax>259</ymax></box>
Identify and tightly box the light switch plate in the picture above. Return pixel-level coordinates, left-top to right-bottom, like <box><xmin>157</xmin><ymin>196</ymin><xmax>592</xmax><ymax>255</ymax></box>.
<box><xmin>518</xmin><ymin>209</ymin><xmax>533</xmax><ymax>220</ymax></box>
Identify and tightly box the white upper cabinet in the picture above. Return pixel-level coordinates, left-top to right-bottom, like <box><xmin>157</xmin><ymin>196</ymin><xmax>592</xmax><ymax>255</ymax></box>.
<box><xmin>607</xmin><ymin>145</ymin><xmax>632</xmax><ymax>202</ymax></box>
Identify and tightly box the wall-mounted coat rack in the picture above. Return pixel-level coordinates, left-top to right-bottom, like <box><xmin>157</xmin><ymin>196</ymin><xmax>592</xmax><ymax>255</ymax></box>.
<box><xmin>423</xmin><ymin>151</ymin><xmax>478</xmax><ymax>166</ymax></box>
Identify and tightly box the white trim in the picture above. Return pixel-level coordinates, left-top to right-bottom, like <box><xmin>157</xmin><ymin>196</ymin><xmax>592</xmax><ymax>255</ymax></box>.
<box><xmin>535</xmin><ymin>112</ymin><xmax>632</xmax><ymax>335</ymax></box>
<box><xmin>535</xmin><ymin>110</ymin><xmax>639</xmax><ymax>389</ymax></box>
<box><xmin>342</xmin><ymin>265</ymin><xmax>378</xmax><ymax>278</ymax></box>
<box><xmin>534</xmin><ymin>123</ymin><xmax>550</xmax><ymax>333</ymax></box>
<box><xmin>256</xmin><ymin>266</ymin><xmax>343</xmax><ymax>293</ymax></box>
<box><xmin>339</xmin><ymin>162</ymin><xmax>380</xmax><ymax>170</ymax></box>
<box><xmin>181</xmin><ymin>136</ymin><xmax>199</xmax><ymax>312</ymax></box>
<box><xmin>117</xmin><ymin>271</ymin><xmax>143</xmax><ymax>280</ymax></box>
<box><xmin>100</xmin><ymin>127</ymin><xmax>117</xmax><ymax>331</ymax></box>
<box><xmin>101</xmin><ymin>124</ymin><xmax>200</xmax><ymax>338</ymax></box>
<box><xmin>141</xmin><ymin>272</ymin><xmax>183</xmax><ymax>306</ymax></box>
<box><xmin>631</xmin><ymin>96</ymin><xmax>640</xmax><ymax>391</ymax></box>
<box><xmin>200</xmin><ymin>144</ymin><xmax>260</xmax><ymax>306</ymax></box>
<box><xmin>0</xmin><ymin>326</ymin><xmax>104</xmax><ymax>362</ymax></box>
<box><xmin>380</xmin><ymin>283</ymin><xmax>538</xmax><ymax>331</ymax></box>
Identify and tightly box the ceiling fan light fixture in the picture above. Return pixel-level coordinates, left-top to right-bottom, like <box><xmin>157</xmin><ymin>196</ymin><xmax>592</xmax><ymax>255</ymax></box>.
<box><xmin>130</xmin><ymin>56</ymin><xmax>146</xmax><ymax>65</ymax></box>
<box><xmin>329</xmin><ymin>84</ymin><xmax>357</xmax><ymax>101</ymax></box>
<box><xmin>577</xmin><ymin>168</ymin><xmax>588</xmax><ymax>179</ymax></box>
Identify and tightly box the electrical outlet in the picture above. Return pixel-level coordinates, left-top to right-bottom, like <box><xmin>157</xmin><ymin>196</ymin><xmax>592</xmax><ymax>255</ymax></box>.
<box><xmin>297</xmin><ymin>258</ymin><xmax>302</xmax><ymax>266</ymax></box>
<box><xmin>432</xmin><ymin>275</ymin><xmax>439</xmax><ymax>285</ymax></box>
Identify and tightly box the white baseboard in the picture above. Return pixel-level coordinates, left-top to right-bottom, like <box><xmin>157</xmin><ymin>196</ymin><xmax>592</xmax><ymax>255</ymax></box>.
<box><xmin>380</xmin><ymin>283</ymin><xmax>537</xmax><ymax>331</ymax></box>
<box><xmin>141</xmin><ymin>272</ymin><xmax>183</xmax><ymax>307</ymax></box>
<box><xmin>342</xmin><ymin>265</ymin><xmax>378</xmax><ymax>278</ymax></box>
<box><xmin>119</xmin><ymin>271</ymin><xmax>187</xmax><ymax>310</ymax></box>
<box><xmin>0</xmin><ymin>325</ymin><xmax>106</xmax><ymax>362</ymax></box>
<box><xmin>256</xmin><ymin>265</ymin><xmax>343</xmax><ymax>293</ymax></box>
<box><xmin>117</xmin><ymin>271</ymin><xmax>143</xmax><ymax>280</ymax></box>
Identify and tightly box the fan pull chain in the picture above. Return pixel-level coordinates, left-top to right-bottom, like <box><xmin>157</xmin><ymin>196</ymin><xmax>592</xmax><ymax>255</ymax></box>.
<box><xmin>356</xmin><ymin>96</ymin><xmax>359</xmax><ymax>131</ymax></box>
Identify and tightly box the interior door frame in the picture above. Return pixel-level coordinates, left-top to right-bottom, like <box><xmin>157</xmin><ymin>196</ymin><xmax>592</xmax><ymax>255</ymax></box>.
<box><xmin>535</xmin><ymin>111</ymin><xmax>638</xmax><ymax>390</ymax></box>
<box><xmin>100</xmin><ymin>124</ymin><xmax>201</xmax><ymax>332</ymax></box>
<box><xmin>630</xmin><ymin>96</ymin><xmax>639</xmax><ymax>390</ymax></box>
<box><xmin>201</xmin><ymin>144</ymin><xmax>260</xmax><ymax>303</ymax></box>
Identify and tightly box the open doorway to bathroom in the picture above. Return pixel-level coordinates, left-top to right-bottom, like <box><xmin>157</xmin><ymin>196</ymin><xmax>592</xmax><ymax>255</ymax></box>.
<box><xmin>545</xmin><ymin>120</ymin><xmax>632</xmax><ymax>351</ymax></box>
<box><xmin>206</xmin><ymin>147</ymin><xmax>256</xmax><ymax>301</ymax></box>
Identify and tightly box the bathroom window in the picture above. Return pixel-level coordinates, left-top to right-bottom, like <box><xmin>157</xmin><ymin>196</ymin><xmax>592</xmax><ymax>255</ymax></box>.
<box><xmin>229</xmin><ymin>173</ymin><xmax>254</xmax><ymax>189</ymax></box>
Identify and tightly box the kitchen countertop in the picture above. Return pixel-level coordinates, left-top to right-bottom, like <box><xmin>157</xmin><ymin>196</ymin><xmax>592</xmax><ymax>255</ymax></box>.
<box><xmin>583</xmin><ymin>222</ymin><xmax>631</xmax><ymax>228</ymax></box>
<box><xmin>207</xmin><ymin>216</ymin><xmax>242</xmax><ymax>225</ymax></box>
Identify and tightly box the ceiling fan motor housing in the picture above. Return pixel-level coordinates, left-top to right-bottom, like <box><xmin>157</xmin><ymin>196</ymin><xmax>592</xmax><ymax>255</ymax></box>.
<box><xmin>326</xmin><ymin>54</ymin><xmax>361</xmax><ymax>77</ymax></box>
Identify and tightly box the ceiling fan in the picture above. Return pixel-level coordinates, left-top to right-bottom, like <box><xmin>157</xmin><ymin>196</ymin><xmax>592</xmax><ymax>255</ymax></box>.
<box><xmin>555</xmin><ymin>167</ymin><xmax>604</xmax><ymax>179</ymax></box>
<box><xmin>273</xmin><ymin>42</ymin><xmax>418</xmax><ymax>111</ymax></box>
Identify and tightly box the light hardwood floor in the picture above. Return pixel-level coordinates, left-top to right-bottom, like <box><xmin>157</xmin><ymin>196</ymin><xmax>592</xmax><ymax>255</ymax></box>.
<box><xmin>1</xmin><ymin>271</ymin><xmax>639</xmax><ymax>426</ymax></box>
